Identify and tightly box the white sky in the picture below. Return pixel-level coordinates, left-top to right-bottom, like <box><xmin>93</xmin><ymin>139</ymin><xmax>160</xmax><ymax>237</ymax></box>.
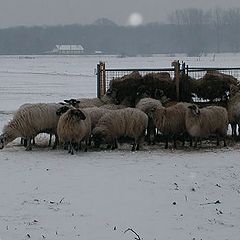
<box><xmin>0</xmin><ymin>0</ymin><xmax>239</xmax><ymax>28</ymax></box>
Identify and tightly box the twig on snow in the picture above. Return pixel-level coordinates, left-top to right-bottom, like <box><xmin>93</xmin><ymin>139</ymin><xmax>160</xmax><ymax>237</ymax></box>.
<box><xmin>200</xmin><ymin>200</ymin><xmax>221</xmax><ymax>206</ymax></box>
<box><xmin>124</xmin><ymin>228</ymin><xmax>142</xmax><ymax>240</ymax></box>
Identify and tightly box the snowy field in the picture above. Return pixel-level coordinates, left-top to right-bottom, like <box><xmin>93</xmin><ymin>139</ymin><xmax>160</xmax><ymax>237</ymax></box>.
<box><xmin>1</xmin><ymin>54</ymin><xmax>240</xmax><ymax>240</ymax></box>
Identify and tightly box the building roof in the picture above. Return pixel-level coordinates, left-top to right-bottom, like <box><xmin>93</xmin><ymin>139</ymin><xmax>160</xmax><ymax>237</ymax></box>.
<box><xmin>55</xmin><ymin>44</ymin><xmax>84</xmax><ymax>51</ymax></box>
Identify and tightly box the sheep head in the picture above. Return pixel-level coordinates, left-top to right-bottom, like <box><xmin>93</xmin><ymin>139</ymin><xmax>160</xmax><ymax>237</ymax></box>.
<box><xmin>63</xmin><ymin>99</ymin><xmax>80</xmax><ymax>107</ymax></box>
<box><xmin>148</xmin><ymin>106</ymin><xmax>165</xmax><ymax>119</ymax></box>
<box><xmin>229</xmin><ymin>84</ymin><xmax>240</xmax><ymax>97</ymax></box>
<box><xmin>0</xmin><ymin>134</ymin><xmax>7</xmax><ymax>149</ymax></box>
<box><xmin>56</xmin><ymin>106</ymin><xmax>71</xmax><ymax>116</ymax></box>
<box><xmin>188</xmin><ymin>105</ymin><xmax>200</xmax><ymax>116</ymax></box>
<box><xmin>92</xmin><ymin>127</ymin><xmax>113</xmax><ymax>147</ymax></box>
<box><xmin>69</xmin><ymin>109</ymin><xmax>86</xmax><ymax>120</ymax></box>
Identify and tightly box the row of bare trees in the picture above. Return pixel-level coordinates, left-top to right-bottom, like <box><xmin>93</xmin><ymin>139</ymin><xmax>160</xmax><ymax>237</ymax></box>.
<box><xmin>0</xmin><ymin>8</ymin><xmax>239</xmax><ymax>55</ymax></box>
<box><xmin>168</xmin><ymin>8</ymin><xmax>240</xmax><ymax>53</ymax></box>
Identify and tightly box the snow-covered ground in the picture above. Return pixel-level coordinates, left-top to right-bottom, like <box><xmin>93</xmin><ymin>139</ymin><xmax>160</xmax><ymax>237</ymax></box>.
<box><xmin>0</xmin><ymin>54</ymin><xmax>240</xmax><ymax>240</ymax></box>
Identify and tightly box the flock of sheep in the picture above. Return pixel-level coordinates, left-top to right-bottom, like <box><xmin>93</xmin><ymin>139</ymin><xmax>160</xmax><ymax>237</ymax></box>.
<box><xmin>0</xmin><ymin>72</ymin><xmax>239</xmax><ymax>155</ymax></box>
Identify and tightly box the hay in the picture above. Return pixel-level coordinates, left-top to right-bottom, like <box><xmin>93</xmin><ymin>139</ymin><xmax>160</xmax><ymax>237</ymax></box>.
<box><xmin>191</xmin><ymin>71</ymin><xmax>238</xmax><ymax>101</ymax></box>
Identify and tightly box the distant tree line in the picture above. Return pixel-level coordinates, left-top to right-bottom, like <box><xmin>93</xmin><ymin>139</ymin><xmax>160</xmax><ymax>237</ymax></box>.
<box><xmin>0</xmin><ymin>8</ymin><xmax>239</xmax><ymax>56</ymax></box>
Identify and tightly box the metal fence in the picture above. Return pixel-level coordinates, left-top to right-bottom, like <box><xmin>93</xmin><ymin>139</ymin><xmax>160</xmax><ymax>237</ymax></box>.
<box><xmin>186</xmin><ymin>66</ymin><xmax>240</xmax><ymax>79</ymax></box>
<box><xmin>96</xmin><ymin>61</ymin><xmax>176</xmax><ymax>98</ymax></box>
<box><xmin>96</xmin><ymin>61</ymin><xmax>240</xmax><ymax>102</ymax></box>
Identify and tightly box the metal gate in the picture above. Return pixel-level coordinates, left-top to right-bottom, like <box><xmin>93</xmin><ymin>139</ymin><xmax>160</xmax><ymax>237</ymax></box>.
<box><xmin>96</xmin><ymin>61</ymin><xmax>180</xmax><ymax>99</ymax></box>
<box><xmin>96</xmin><ymin>61</ymin><xmax>240</xmax><ymax>102</ymax></box>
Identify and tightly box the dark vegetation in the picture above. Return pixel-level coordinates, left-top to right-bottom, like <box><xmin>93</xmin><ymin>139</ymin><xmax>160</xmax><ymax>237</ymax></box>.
<box><xmin>0</xmin><ymin>8</ymin><xmax>239</xmax><ymax>55</ymax></box>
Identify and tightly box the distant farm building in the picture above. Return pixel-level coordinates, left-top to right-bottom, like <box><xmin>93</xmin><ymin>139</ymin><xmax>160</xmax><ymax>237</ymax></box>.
<box><xmin>52</xmin><ymin>45</ymin><xmax>84</xmax><ymax>54</ymax></box>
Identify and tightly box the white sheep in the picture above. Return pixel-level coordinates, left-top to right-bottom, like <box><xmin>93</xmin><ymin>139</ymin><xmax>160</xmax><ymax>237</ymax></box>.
<box><xmin>185</xmin><ymin>104</ymin><xmax>229</xmax><ymax>147</ymax></box>
<box><xmin>148</xmin><ymin>102</ymin><xmax>191</xmax><ymax>149</ymax></box>
<box><xmin>99</xmin><ymin>104</ymin><xmax>127</xmax><ymax>110</ymax></box>
<box><xmin>57</xmin><ymin>106</ymin><xmax>111</xmax><ymax>130</ymax></box>
<box><xmin>92</xmin><ymin>108</ymin><xmax>148</xmax><ymax>151</ymax></box>
<box><xmin>227</xmin><ymin>85</ymin><xmax>240</xmax><ymax>138</ymax></box>
<box><xmin>57</xmin><ymin>108</ymin><xmax>91</xmax><ymax>154</ymax></box>
<box><xmin>0</xmin><ymin>103</ymin><xmax>63</xmax><ymax>150</ymax></box>
<box><xmin>136</xmin><ymin>97</ymin><xmax>163</xmax><ymax>144</ymax></box>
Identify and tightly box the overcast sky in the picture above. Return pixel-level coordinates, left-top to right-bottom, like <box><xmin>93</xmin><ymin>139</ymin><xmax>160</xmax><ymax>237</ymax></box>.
<box><xmin>0</xmin><ymin>0</ymin><xmax>239</xmax><ymax>28</ymax></box>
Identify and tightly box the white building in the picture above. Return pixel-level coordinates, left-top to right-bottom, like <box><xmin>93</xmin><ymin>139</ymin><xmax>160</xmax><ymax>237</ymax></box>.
<box><xmin>52</xmin><ymin>44</ymin><xmax>84</xmax><ymax>54</ymax></box>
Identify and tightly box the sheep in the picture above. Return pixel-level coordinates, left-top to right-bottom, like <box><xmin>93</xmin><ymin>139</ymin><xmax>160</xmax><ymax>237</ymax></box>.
<box><xmin>185</xmin><ymin>104</ymin><xmax>229</xmax><ymax>147</ymax></box>
<box><xmin>57</xmin><ymin>106</ymin><xmax>111</xmax><ymax>131</ymax></box>
<box><xmin>0</xmin><ymin>103</ymin><xmax>63</xmax><ymax>150</ymax></box>
<box><xmin>135</xmin><ymin>97</ymin><xmax>163</xmax><ymax>144</ymax></box>
<box><xmin>227</xmin><ymin>85</ymin><xmax>240</xmax><ymax>139</ymax></box>
<box><xmin>63</xmin><ymin>88</ymin><xmax>118</xmax><ymax>108</ymax></box>
<box><xmin>92</xmin><ymin>108</ymin><xmax>148</xmax><ymax>151</ymax></box>
<box><xmin>148</xmin><ymin>102</ymin><xmax>191</xmax><ymax>149</ymax></box>
<box><xmin>57</xmin><ymin>108</ymin><xmax>91</xmax><ymax>155</ymax></box>
<box><xmin>135</xmin><ymin>97</ymin><xmax>162</xmax><ymax>112</ymax></box>
<box><xmin>56</xmin><ymin>106</ymin><xmax>113</xmax><ymax>146</ymax></box>
<box><xmin>99</xmin><ymin>104</ymin><xmax>127</xmax><ymax>110</ymax></box>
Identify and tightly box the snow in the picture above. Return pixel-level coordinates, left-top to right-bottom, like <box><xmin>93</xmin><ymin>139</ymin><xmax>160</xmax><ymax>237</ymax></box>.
<box><xmin>0</xmin><ymin>54</ymin><xmax>240</xmax><ymax>240</ymax></box>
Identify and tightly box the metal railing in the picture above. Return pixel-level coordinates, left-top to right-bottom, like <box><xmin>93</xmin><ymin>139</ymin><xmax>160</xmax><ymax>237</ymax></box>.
<box><xmin>96</xmin><ymin>61</ymin><xmax>177</xmax><ymax>98</ymax></box>
<box><xmin>96</xmin><ymin>61</ymin><xmax>240</xmax><ymax>102</ymax></box>
<box><xmin>186</xmin><ymin>66</ymin><xmax>240</xmax><ymax>79</ymax></box>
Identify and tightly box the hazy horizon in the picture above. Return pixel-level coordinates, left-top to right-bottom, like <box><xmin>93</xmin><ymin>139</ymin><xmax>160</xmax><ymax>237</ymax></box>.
<box><xmin>0</xmin><ymin>0</ymin><xmax>239</xmax><ymax>28</ymax></box>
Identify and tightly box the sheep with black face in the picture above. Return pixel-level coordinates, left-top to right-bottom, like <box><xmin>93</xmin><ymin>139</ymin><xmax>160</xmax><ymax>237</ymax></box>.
<box><xmin>57</xmin><ymin>108</ymin><xmax>91</xmax><ymax>155</ymax></box>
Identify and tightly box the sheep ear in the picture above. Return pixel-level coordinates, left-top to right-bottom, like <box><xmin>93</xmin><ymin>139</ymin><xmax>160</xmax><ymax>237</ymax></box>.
<box><xmin>74</xmin><ymin>109</ymin><xmax>86</xmax><ymax>120</ymax></box>
<box><xmin>64</xmin><ymin>99</ymin><xmax>70</xmax><ymax>103</ymax></box>
<box><xmin>56</xmin><ymin>106</ymin><xmax>69</xmax><ymax>116</ymax></box>
<box><xmin>188</xmin><ymin>105</ymin><xmax>194</xmax><ymax>109</ymax></box>
<box><xmin>150</xmin><ymin>106</ymin><xmax>157</xmax><ymax>112</ymax></box>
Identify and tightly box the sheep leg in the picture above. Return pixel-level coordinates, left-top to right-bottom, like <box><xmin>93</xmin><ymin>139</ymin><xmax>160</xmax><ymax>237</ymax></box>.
<box><xmin>216</xmin><ymin>136</ymin><xmax>220</xmax><ymax>146</ymax></box>
<box><xmin>147</xmin><ymin>118</ymin><xmax>155</xmax><ymax>145</ymax></box>
<box><xmin>231</xmin><ymin>123</ymin><xmax>237</xmax><ymax>139</ymax></box>
<box><xmin>164</xmin><ymin>136</ymin><xmax>169</xmax><ymax>149</ymax></box>
<box><xmin>173</xmin><ymin>135</ymin><xmax>177</xmax><ymax>149</ymax></box>
<box><xmin>84</xmin><ymin>139</ymin><xmax>88</xmax><ymax>152</ymax></box>
<box><xmin>194</xmin><ymin>137</ymin><xmax>198</xmax><ymax>148</ymax></box>
<box><xmin>70</xmin><ymin>142</ymin><xmax>74</xmax><ymax>155</ymax></box>
<box><xmin>67</xmin><ymin>142</ymin><xmax>72</xmax><ymax>153</ymax></box>
<box><xmin>52</xmin><ymin>134</ymin><xmax>59</xmax><ymax>150</ymax></box>
<box><xmin>223</xmin><ymin>137</ymin><xmax>227</xmax><ymax>147</ymax></box>
<box><xmin>48</xmin><ymin>133</ymin><xmax>52</xmax><ymax>146</ymax></box>
<box><xmin>110</xmin><ymin>139</ymin><xmax>118</xmax><ymax>150</ymax></box>
<box><xmin>25</xmin><ymin>139</ymin><xmax>32</xmax><ymax>151</ymax></box>
<box><xmin>114</xmin><ymin>139</ymin><xmax>118</xmax><ymax>149</ymax></box>
<box><xmin>88</xmin><ymin>137</ymin><xmax>92</xmax><ymax>146</ymax></box>
<box><xmin>132</xmin><ymin>142</ymin><xmax>136</xmax><ymax>151</ymax></box>
<box><xmin>189</xmin><ymin>137</ymin><xmax>193</xmax><ymax>147</ymax></box>
<box><xmin>23</xmin><ymin>138</ymin><xmax>28</xmax><ymax>147</ymax></box>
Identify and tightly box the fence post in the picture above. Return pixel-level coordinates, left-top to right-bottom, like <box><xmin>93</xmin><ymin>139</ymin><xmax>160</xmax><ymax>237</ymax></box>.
<box><xmin>96</xmin><ymin>63</ymin><xmax>101</xmax><ymax>98</ymax></box>
<box><xmin>172</xmin><ymin>60</ymin><xmax>180</xmax><ymax>101</ymax></box>
<box><xmin>96</xmin><ymin>61</ymin><xmax>106</xmax><ymax>98</ymax></box>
